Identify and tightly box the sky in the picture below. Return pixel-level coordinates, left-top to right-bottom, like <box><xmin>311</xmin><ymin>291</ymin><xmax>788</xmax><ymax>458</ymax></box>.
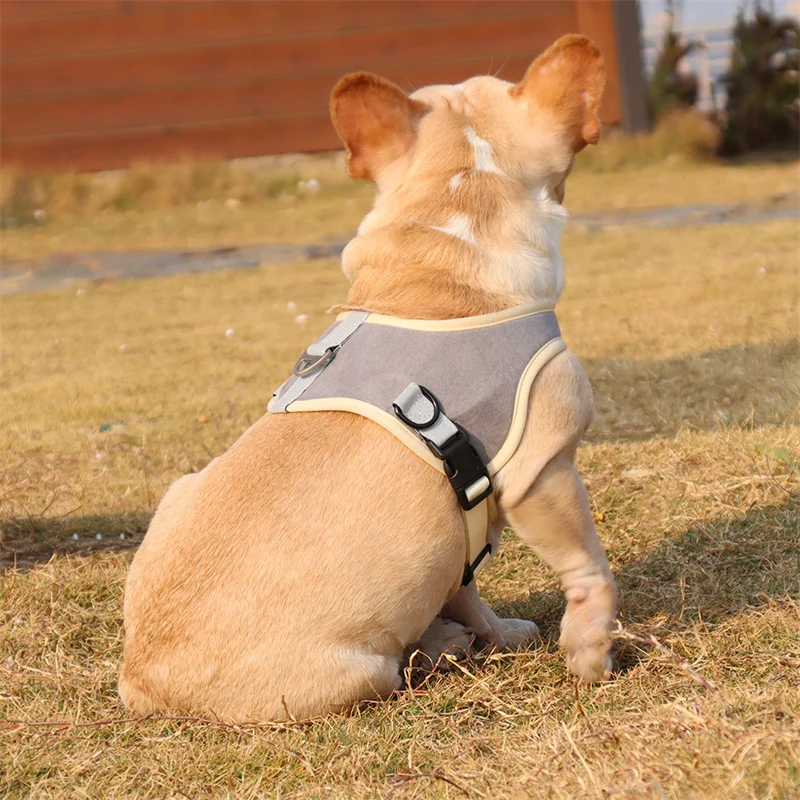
<box><xmin>640</xmin><ymin>0</ymin><xmax>800</xmax><ymax>35</ymax></box>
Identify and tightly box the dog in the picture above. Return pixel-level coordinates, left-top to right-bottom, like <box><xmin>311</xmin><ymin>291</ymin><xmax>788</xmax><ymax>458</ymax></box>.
<box><xmin>119</xmin><ymin>34</ymin><xmax>617</xmax><ymax>722</ymax></box>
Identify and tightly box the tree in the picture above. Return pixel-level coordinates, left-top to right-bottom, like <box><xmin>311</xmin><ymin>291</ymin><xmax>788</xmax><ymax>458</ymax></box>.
<box><xmin>720</xmin><ymin>1</ymin><xmax>800</xmax><ymax>154</ymax></box>
<box><xmin>649</xmin><ymin>0</ymin><xmax>701</xmax><ymax>118</ymax></box>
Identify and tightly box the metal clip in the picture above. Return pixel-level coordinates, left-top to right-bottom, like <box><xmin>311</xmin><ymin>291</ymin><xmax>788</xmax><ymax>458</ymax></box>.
<box><xmin>293</xmin><ymin>346</ymin><xmax>338</xmax><ymax>377</ymax></box>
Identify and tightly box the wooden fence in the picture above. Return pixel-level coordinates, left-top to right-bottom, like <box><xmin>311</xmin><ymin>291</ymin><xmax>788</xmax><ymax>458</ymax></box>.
<box><xmin>1</xmin><ymin>0</ymin><xmax>647</xmax><ymax>172</ymax></box>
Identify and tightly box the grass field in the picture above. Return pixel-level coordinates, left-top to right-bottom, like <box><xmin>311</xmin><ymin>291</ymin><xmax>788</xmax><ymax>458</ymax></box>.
<box><xmin>2</xmin><ymin>158</ymin><xmax>798</xmax><ymax>263</ymax></box>
<box><xmin>1</xmin><ymin>162</ymin><xmax>799</xmax><ymax>798</ymax></box>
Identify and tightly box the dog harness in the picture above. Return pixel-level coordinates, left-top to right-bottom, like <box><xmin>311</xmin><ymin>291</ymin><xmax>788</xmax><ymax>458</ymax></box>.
<box><xmin>268</xmin><ymin>301</ymin><xmax>566</xmax><ymax>599</ymax></box>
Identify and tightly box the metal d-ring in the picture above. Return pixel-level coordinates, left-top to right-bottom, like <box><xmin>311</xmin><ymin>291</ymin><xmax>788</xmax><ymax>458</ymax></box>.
<box><xmin>293</xmin><ymin>346</ymin><xmax>338</xmax><ymax>377</ymax></box>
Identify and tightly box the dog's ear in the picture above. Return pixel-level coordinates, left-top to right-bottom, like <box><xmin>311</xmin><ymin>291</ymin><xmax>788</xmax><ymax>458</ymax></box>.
<box><xmin>509</xmin><ymin>34</ymin><xmax>606</xmax><ymax>151</ymax></box>
<box><xmin>330</xmin><ymin>72</ymin><xmax>429</xmax><ymax>181</ymax></box>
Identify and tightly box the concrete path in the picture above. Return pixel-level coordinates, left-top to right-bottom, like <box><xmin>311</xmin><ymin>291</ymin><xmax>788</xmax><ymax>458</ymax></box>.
<box><xmin>2</xmin><ymin>192</ymin><xmax>797</xmax><ymax>296</ymax></box>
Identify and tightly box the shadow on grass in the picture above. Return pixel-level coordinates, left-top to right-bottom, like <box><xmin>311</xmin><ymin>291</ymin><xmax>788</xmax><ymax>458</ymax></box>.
<box><xmin>497</xmin><ymin>499</ymin><xmax>799</xmax><ymax>672</ymax></box>
<box><xmin>4</xmin><ymin>498</ymin><xmax>797</xmax><ymax>685</ymax></box>
<box><xmin>0</xmin><ymin>512</ymin><xmax>150</xmax><ymax>570</ymax></box>
<box><xmin>583</xmin><ymin>339</ymin><xmax>798</xmax><ymax>443</ymax></box>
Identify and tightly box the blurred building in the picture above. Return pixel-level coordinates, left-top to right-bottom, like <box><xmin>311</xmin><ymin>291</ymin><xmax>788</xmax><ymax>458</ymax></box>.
<box><xmin>641</xmin><ymin>0</ymin><xmax>800</xmax><ymax>113</ymax></box>
<box><xmin>1</xmin><ymin>0</ymin><xmax>648</xmax><ymax>172</ymax></box>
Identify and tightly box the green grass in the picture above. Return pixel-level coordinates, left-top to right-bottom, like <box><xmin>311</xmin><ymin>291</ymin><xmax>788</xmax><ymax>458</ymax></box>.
<box><xmin>1</xmin><ymin>174</ymin><xmax>799</xmax><ymax>798</ymax></box>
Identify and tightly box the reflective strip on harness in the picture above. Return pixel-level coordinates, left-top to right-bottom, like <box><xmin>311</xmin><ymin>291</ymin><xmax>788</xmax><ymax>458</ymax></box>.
<box><xmin>270</xmin><ymin>311</ymin><xmax>369</xmax><ymax>411</ymax></box>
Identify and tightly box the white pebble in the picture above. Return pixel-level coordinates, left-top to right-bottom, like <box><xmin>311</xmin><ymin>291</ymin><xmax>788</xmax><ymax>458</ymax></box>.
<box><xmin>295</xmin><ymin>314</ymin><xmax>309</xmax><ymax>326</ymax></box>
<box><xmin>72</xmin><ymin>533</ymin><xmax>79</xmax><ymax>541</ymax></box>
<box><xmin>296</xmin><ymin>178</ymin><xmax>321</xmax><ymax>196</ymax></box>
<box><xmin>119</xmin><ymin>533</ymin><xmax>126</xmax><ymax>540</ymax></box>
<box><xmin>95</xmin><ymin>452</ymin><xmax>103</xmax><ymax>461</ymax></box>
<box><xmin>287</xmin><ymin>301</ymin><xmax>297</xmax><ymax>313</ymax></box>
<box><xmin>95</xmin><ymin>533</ymin><xmax>103</xmax><ymax>540</ymax></box>
<box><xmin>15</xmin><ymin>618</ymin><xmax>24</xmax><ymax>625</ymax></box>
<box><xmin>225</xmin><ymin>328</ymin><xmax>235</xmax><ymax>337</ymax></box>
<box><xmin>33</xmin><ymin>208</ymin><xmax>47</xmax><ymax>222</ymax></box>
<box><xmin>119</xmin><ymin>343</ymin><xmax>128</xmax><ymax>351</ymax></box>
<box><xmin>6</xmin><ymin>657</ymin><xmax>13</xmax><ymax>669</ymax></box>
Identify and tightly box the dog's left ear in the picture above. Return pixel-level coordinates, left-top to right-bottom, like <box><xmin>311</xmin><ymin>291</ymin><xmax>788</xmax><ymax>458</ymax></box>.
<box><xmin>510</xmin><ymin>34</ymin><xmax>606</xmax><ymax>151</ymax></box>
<box><xmin>330</xmin><ymin>72</ymin><xmax>429</xmax><ymax>181</ymax></box>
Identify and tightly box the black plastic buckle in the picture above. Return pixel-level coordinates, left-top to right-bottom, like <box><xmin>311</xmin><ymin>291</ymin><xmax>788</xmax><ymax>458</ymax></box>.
<box><xmin>393</xmin><ymin>385</ymin><xmax>493</xmax><ymax>511</ymax></box>
<box><xmin>431</xmin><ymin>428</ymin><xmax>493</xmax><ymax>511</ymax></box>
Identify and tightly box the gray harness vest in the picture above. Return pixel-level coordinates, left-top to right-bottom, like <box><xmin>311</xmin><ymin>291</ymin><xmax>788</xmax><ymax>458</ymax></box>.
<box><xmin>269</xmin><ymin>302</ymin><xmax>566</xmax><ymax>598</ymax></box>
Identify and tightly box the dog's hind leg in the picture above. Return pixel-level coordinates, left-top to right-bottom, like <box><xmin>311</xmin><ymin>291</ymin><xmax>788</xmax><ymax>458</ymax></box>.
<box><xmin>441</xmin><ymin>581</ymin><xmax>539</xmax><ymax>649</ymax></box>
<box><xmin>405</xmin><ymin>616</ymin><xmax>473</xmax><ymax>671</ymax></box>
<box><xmin>504</xmin><ymin>454</ymin><xmax>616</xmax><ymax>682</ymax></box>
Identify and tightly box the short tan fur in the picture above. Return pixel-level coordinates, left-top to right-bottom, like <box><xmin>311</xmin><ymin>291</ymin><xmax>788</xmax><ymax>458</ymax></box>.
<box><xmin>120</xmin><ymin>35</ymin><xmax>616</xmax><ymax>721</ymax></box>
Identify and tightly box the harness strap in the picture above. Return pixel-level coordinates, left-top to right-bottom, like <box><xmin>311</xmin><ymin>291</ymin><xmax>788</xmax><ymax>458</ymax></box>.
<box><xmin>393</xmin><ymin>383</ymin><xmax>460</xmax><ymax>450</ymax></box>
<box><xmin>393</xmin><ymin>382</ymin><xmax>494</xmax><ymax>594</ymax></box>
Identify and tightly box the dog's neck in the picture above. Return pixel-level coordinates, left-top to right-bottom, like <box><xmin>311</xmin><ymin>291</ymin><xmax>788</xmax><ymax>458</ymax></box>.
<box><xmin>337</xmin><ymin>173</ymin><xmax>568</xmax><ymax>320</ymax></box>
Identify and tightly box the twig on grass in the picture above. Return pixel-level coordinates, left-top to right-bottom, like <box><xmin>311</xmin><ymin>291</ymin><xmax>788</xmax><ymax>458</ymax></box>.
<box><xmin>386</xmin><ymin>770</ymin><xmax>470</xmax><ymax>798</ymax></box>
<box><xmin>572</xmin><ymin>678</ymin><xmax>598</xmax><ymax>732</ymax></box>
<box><xmin>612</xmin><ymin>623</ymin><xmax>740</xmax><ymax>720</ymax></box>
<box><xmin>561</xmin><ymin>721</ymin><xmax>596</xmax><ymax>787</ymax></box>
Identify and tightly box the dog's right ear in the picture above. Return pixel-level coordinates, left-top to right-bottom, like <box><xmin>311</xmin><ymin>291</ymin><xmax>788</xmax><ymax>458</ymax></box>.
<box><xmin>509</xmin><ymin>34</ymin><xmax>606</xmax><ymax>152</ymax></box>
<box><xmin>330</xmin><ymin>72</ymin><xmax>429</xmax><ymax>182</ymax></box>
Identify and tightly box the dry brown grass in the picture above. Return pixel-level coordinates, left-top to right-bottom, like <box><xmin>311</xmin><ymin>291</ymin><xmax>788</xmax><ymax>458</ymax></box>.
<box><xmin>1</xmin><ymin>196</ymin><xmax>799</xmax><ymax>796</ymax></box>
<box><xmin>2</xmin><ymin>135</ymin><xmax>798</xmax><ymax>264</ymax></box>
<box><xmin>577</xmin><ymin>110</ymin><xmax>721</xmax><ymax>172</ymax></box>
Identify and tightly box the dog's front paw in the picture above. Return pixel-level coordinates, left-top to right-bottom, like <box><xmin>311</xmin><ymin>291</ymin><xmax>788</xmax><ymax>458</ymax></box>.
<box><xmin>559</xmin><ymin>582</ymin><xmax>615</xmax><ymax>682</ymax></box>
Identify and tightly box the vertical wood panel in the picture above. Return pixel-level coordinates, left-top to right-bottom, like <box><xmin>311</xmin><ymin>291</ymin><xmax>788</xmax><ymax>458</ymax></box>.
<box><xmin>612</xmin><ymin>0</ymin><xmax>650</xmax><ymax>133</ymax></box>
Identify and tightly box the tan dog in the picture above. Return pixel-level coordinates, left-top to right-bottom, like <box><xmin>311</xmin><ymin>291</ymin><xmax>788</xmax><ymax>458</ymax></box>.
<box><xmin>120</xmin><ymin>34</ymin><xmax>617</xmax><ymax>722</ymax></box>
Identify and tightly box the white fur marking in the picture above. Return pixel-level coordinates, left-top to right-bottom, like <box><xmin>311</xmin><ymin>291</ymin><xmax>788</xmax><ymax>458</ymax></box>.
<box><xmin>431</xmin><ymin>214</ymin><xmax>476</xmax><ymax>245</ymax></box>
<box><xmin>464</xmin><ymin>127</ymin><xmax>505</xmax><ymax>176</ymax></box>
<box><xmin>474</xmin><ymin>186</ymin><xmax>568</xmax><ymax>304</ymax></box>
<box><xmin>449</xmin><ymin>172</ymin><xmax>464</xmax><ymax>191</ymax></box>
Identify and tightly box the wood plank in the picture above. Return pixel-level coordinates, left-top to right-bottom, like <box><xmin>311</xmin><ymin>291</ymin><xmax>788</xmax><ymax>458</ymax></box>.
<box><xmin>3</xmin><ymin>75</ymin><xmax>337</xmax><ymax>139</ymax></box>
<box><xmin>0</xmin><ymin>1</ymin><xmax>122</xmax><ymax>23</ymax></box>
<box><xmin>0</xmin><ymin>114</ymin><xmax>342</xmax><ymax>172</ymax></box>
<box><xmin>2</xmin><ymin>1</ymin><xmax>568</xmax><ymax>60</ymax></box>
<box><xmin>2</xmin><ymin>54</ymin><xmax>536</xmax><ymax>139</ymax></box>
<box><xmin>1</xmin><ymin>12</ymin><xmax>574</xmax><ymax>102</ymax></box>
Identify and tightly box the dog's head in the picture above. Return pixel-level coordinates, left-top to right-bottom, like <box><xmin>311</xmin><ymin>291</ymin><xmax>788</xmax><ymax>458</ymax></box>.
<box><xmin>329</xmin><ymin>35</ymin><xmax>606</xmax><ymax>314</ymax></box>
<box><xmin>330</xmin><ymin>34</ymin><xmax>605</xmax><ymax>203</ymax></box>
